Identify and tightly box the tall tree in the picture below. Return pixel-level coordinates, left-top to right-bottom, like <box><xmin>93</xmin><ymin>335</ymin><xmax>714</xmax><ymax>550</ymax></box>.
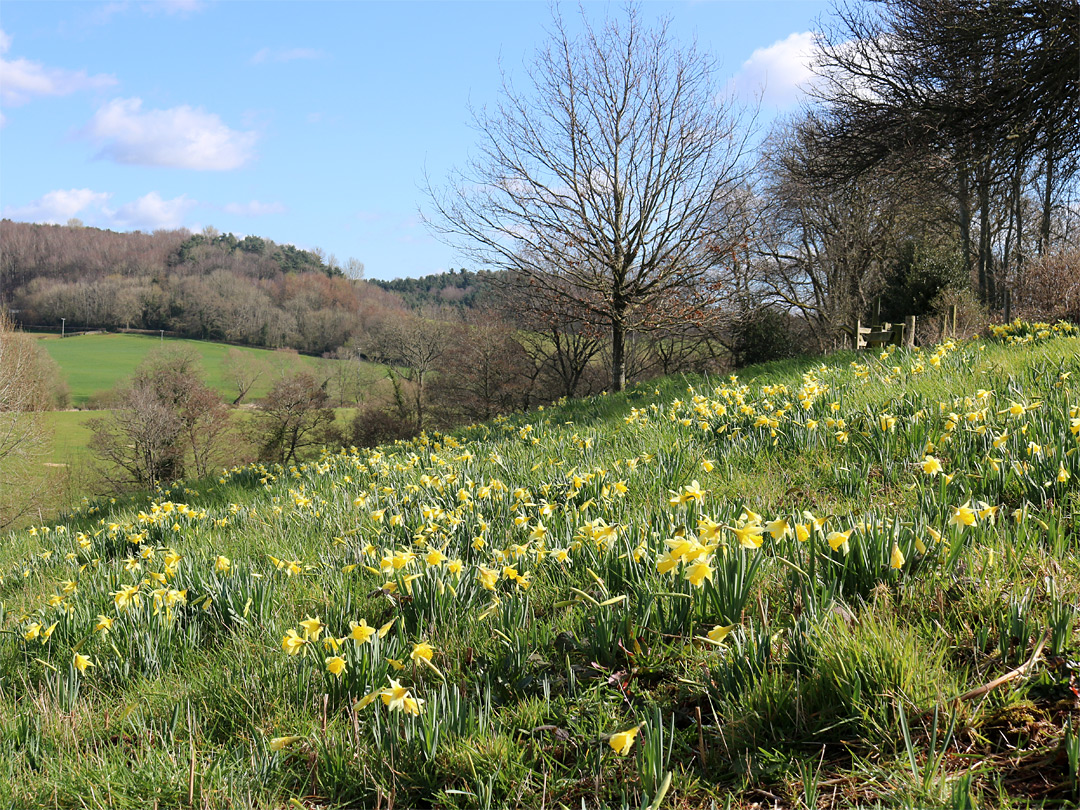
<box><xmin>426</xmin><ymin>4</ymin><xmax>752</xmax><ymax>391</ymax></box>
<box><xmin>805</xmin><ymin>0</ymin><xmax>1080</xmax><ymax>302</ymax></box>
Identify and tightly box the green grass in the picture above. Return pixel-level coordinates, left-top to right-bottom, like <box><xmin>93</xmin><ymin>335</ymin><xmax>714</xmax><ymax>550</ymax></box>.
<box><xmin>2</xmin><ymin>323</ymin><xmax>1079</xmax><ymax>808</ymax></box>
<box><xmin>36</xmin><ymin>333</ymin><xmax>381</xmax><ymax>407</ymax></box>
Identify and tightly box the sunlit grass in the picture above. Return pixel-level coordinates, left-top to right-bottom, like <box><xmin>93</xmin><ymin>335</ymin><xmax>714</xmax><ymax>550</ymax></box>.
<box><xmin>2</xmin><ymin>320</ymin><xmax>1078</xmax><ymax>808</ymax></box>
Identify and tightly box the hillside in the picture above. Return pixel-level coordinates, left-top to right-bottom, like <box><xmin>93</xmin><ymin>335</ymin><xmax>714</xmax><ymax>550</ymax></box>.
<box><xmin>1</xmin><ymin>321</ymin><xmax>1078</xmax><ymax>808</ymax></box>
<box><xmin>1</xmin><ymin>220</ymin><xmax>404</xmax><ymax>356</ymax></box>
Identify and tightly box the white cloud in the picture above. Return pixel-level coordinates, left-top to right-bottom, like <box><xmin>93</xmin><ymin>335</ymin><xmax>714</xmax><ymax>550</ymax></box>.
<box><xmin>152</xmin><ymin>0</ymin><xmax>205</xmax><ymax>14</ymax></box>
<box><xmin>3</xmin><ymin>188</ymin><xmax>113</xmax><ymax>223</ymax></box>
<box><xmin>223</xmin><ymin>200</ymin><xmax>286</xmax><ymax>216</ymax></box>
<box><xmin>250</xmin><ymin>47</ymin><xmax>325</xmax><ymax>65</ymax></box>
<box><xmin>84</xmin><ymin>97</ymin><xmax>257</xmax><ymax>170</ymax></box>
<box><xmin>112</xmin><ymin>191</ymin><xmax>196</xmax><ymax>229</ymax></box>
<box><xmin>0</xmin><ymin>28</ymin><xmax>117</xmax><ymax>106</ymax></box>
<box><xmin>729</xmin><ymin>31</ymin><xmax>822</xmax><ymax>109</ymax></box>
<box><xmin>3</xmin><ymin>188</ymin><xmax>196</xmax><ymax>230</ymax></box>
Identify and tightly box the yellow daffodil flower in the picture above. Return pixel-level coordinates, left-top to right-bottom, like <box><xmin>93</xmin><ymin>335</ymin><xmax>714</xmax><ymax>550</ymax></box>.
<box><xmin>609</xmin><ymin>725</ymin><xmax>641</xmax><ymax>756</ymax></box>
<box><xmin>299</xmin><ymin>616</ymin><xmax>325</xmax><ymax>641</ymax></box>
<box><xmin>325</xmin><ymin>656</ymin><xmax>346</xmax><ymax>677</ymax></box>
<box><xmin>349</xmin><ymin>619</ymin><xmax>375</xmax><ymax>644</ymax></box>
<box><xmin>707</xmin><ymin>624</ymin><xmax>734</xmax><ymax>644</ymax></box>
<box><xmin>410</xmin><ymin>642</ymin><xmax>434</xmax><ymax>663</ymax></box>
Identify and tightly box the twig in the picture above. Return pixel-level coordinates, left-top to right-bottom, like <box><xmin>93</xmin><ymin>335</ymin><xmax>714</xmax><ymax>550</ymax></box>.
<box><xmin>954</xmin><ymin>630</ymin><xmax>1049</xmax><ymax>702</ymax></box>
<box><xmin>695</xmin><ymin>705</ymin><xmax>706</xmax><ymax>766</ymax></box>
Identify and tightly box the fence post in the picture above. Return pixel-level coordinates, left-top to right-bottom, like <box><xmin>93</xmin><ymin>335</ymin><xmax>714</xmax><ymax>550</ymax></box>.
<box><xmin>905</xmin><ymin>315</ymin><xmax>916</xmax><ymax>348</ymax></box>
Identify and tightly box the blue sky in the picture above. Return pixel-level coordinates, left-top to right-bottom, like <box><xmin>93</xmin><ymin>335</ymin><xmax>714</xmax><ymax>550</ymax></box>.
<box><xmin>1</xmin><ymin>0</ymin><xmax>836</xmax><ymax>280</ymax></box>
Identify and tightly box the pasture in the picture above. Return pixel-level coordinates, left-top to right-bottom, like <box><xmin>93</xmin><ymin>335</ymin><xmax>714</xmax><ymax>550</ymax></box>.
<box><xmin>35</xmin><ymin>333</ymin><xmax>380</xmax><ymax>407</ymax></box>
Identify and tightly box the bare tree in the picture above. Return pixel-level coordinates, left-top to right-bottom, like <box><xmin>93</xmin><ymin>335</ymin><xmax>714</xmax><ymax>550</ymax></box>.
<box><xmin>0</xmin><ymin>311</ymin><xmax>52</xmax><ymax>529</ymax></box>
<box><xmin>806</xmin><ymin>0</ymin><xmax>1080</xmax><ymax>304</ymax></box>
<box><xmin>431</xmin><ymin>316</ymin><xmax>533</xmax><ymax>421</ymax></box>
<box><xmin>251</xmin><ymin>372</ymin><xmax>337</xmax><ymax>465</ymax></box>
<box><xmin>426</xmin><ymin>4</ymin><xmax>752</xmax><ymax>391</ymax></box>
<box><xmin>221</xmin><ymin>347</ymin><xmax>269</xmax><ymax>405</ymax></box>
<box><xmin>89</xmin><ymin>382</ymin><xmax>183</xmax><ymax>491</ymax></box>
<box><xmin>88</xmin><ymin>348</ymin><xmax>233</xmax><ymax>490</ymax></box>
<box><xmin>360</xmin><ymin>313</ymin><xmax>450</xmax><ymax>432</ymax></box>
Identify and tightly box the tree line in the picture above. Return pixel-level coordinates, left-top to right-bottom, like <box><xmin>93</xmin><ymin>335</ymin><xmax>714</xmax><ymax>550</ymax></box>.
<box><xmin>0</xmin><ymin>221</ymin><xmax>394</xmax><ymax>355</ymax></box>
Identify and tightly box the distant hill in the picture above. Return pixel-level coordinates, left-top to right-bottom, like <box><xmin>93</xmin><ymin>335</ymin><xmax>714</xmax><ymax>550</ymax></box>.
<box><xmin>370</xmin><ymin>268</ymin><xmax>503</xmax><ymax>311</ymax></box>
<box><xmin>0</xmin><ymin>220</ymin><xmax>405</xmax><ymax>356</ymax></box>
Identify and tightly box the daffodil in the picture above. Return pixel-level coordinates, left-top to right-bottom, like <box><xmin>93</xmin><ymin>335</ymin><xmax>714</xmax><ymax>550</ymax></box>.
<box><xmin>299</xmin><ymin>616</ymin><xmax>325</xmax><ymax>641</ymax></box>
<box><xmin>73</xmin><ymin>653</ymin><xmax>94</xmax><ymax>673</ymax></box>
<box><xmin>214</xmin><ymin>555</ymin><xmax>231</xmax><ymax>574</ymax></box>
<box><xmin>282</xmin><ymin>628</ymin><xmax>306</xmax><ymax>655</ymax></box>
<box><xmin>765</xmin><ymin>518</ymin><xmax>791</xmax><ymax>540</ymax></box>
<box><xmin>95</xmin><ymin>614</ymin><xmax>113</xmax><ymax>634</ymax></box>
<box><xmin>685</xmin><ymin>557</ymin><xmax>714</xmax><ymax>587</ymax></box>
<box><xmin>826</xmin><ymin>529</ymin><xmax>853</xmax><ymax>552</ymax></box>
<box><xmin>949</xmin><ymin>503</ymin><xmax>977</xmax><ymax>528</ymax></box>
<box><xmin>609</xmin><ymin>725</ymin><xmax>641</xmax><ymax>756</ymax></box>
<box><xmin>325</xmin><ymin>656</ymin><xmax>346</xmax><ymax>677</ymax></box>
<box><xmin>890</xmin><ymin>544</ymin><xmax>905</xmax><ymax>569</ymax></box>
<box><xmin>270</xmin><ymin>736</ymin><xmax>303</xmax><ymax>752</ymax></box>
<box><xmin>410</xmin><ymin>642</ymin><xmax>434</xmax><ymax>663</ymax></box>
<box><xmin>380</xmin><ymin>678</ymin><xmax>418</xmax><ymax>714</ymax></box>
<box><xmin>730</xmin><ymin>523</ymin><xmax>765</xmax><ymax>549</ymax></box>
<box><xmin>921</xmin><ymin>456</ymin><xmax>943</xmax><ymax>476</ymax></box>
<box><xmin>655</xmin><ymin>549</ymin><xmax>681</xmax><ymax>576</ymax></box>
<box><xmin>348</xmin><ymin>619</ymin><xmax>375</xmax><ymax>644</ymax></box>
<box><xmin>112</xmin><ymin>583</ymin><xmax>140</xmax><ymax>611</ymax></box>
<box><xmin>706</xmin><ymin>624</ymin><xmax>734</xmax><ymax>644</ymax></box>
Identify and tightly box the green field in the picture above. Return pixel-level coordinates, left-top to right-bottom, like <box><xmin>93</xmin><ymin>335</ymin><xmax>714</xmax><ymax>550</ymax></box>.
<box><xmin>2</xmin><ymin>321</ymin><xmax>1079</xmax><ymax>808</ymax></box>
<box><xmin>35</xmin><ymin>333</ymin><xmax>381</xmax><ymax>407</ymax></box>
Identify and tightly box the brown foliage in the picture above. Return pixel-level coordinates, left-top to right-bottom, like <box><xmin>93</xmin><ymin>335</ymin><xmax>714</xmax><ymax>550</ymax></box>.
<box><xmin>1009</xmin><ymin>250</ymin><xmax>1080</xmax><ymax>323</ymax></box>
<box><xmin>88</xmin><ymin>347</ymin><xmax>233</xmax><ymax>490</ymax></box>
<box><xmin>251</xmin><ymin>372</ymin><xmax>337</xmax><ymax>465</ymax></box>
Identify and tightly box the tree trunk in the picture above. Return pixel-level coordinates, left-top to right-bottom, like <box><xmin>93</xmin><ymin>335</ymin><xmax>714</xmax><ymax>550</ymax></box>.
<box><xmin>977</xmin><ymin>163</ymin><xmax>994</xmax><ymax>305</ymax></box>
<box><xmin>415</xmin><ymin>372</ymin><xmax>425</xmax><ymax>432</ymax></box>
<box><xmin>610</xmin><ymin>317</ymin><xmax>626</xmax><ymax>392</ymax></box>
<box><xmin>958</xmin><ymin>165</ymin><xmax>974</xmax><ymax>289</ymax></box>
<box><xmin>1040</xmin><ymin>132</ymin><xmax>1055</xmax><ymax>255</ymax></box>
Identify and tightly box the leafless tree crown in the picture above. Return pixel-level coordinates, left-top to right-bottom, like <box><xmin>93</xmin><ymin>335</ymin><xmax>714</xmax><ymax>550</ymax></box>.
<box><xmin>426</xmin><ymin>4</ymin><xmax>752</xmax><ymax>389</ymax></box>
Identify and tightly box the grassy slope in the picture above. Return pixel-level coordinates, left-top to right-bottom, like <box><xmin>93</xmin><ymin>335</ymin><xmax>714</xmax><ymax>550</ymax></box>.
<box><xmin>36</xmin><ymin>333</ymin><xmax>381</xmax><ymax>407</ymax></box>
<box><xmin>1</xmin><ymin>327</ymin><xmax>1079</xmax><ymax>809</ymax></box>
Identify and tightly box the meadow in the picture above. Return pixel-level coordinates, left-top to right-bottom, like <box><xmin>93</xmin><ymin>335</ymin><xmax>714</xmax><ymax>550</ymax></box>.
<box><xmin>35</xmin><ymin>333</ymin><xmax>378</xmax><ymax>408</ymax></box>
<box><xmin>1</xmin><ymin>321</ymin><xmax>1078</xmax><ymax>809</ymax></box>
<box><xmin>17</xmin><ymin>333</ymin><xmax>382</xmax><ymax>525</ymax></box>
